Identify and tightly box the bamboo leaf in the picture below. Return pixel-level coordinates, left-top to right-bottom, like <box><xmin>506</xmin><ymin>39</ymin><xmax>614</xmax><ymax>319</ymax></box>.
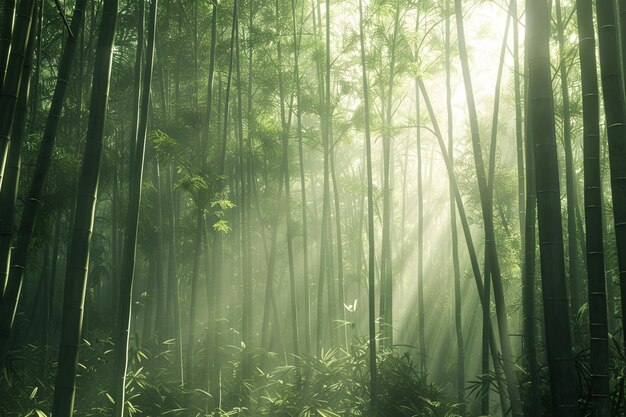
<box><xmin>317</xmin><ymin>409</ymin><xmax>341</xmax><ymax>417</ymax></box>
<box><xmin>105</xmin><ymin>392</ymin><xmax>115</xmax><ymax>404</ymax></box>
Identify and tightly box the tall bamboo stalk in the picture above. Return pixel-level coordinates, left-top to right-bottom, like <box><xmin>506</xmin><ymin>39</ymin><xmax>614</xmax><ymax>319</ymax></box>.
<box><xmin>291</xmin><ymin>0</ymin><xmax>311</xmax><ymax>356</ymax></box>
<box><xmin>0</xmin><ymin>0</ymin><xmax>88</xmax><ymax>368</ymax></box>
<box><xmin>0</xmin><ymin>0</ymin><xmax>34</xmax><ymax>190</ymax></box>
<box><xmin>556</xmin><ymin>0</ymin><xmax>583</xmax><ymax>345</ymax></box>
<box><xmin>113</xmin><ymin>0</ymin><xmax>157</xmax><ymax>414</ymax></box>
<box><xmin>0</xmin><ymin>0</ymin><xmax>35</xmax><ymax>305</ymax></box>
<box><xmin>51</xmin><ymin>0</ymin><xmax>118</xmax><ymax>414</ymax></box>
<box><xmin>358</xmin><ymin>0</ymin><xmax>377</xmax><ymax>407</ymax></box>
<box><xmin>444</xmin><ymin>0</ymin><xmax>464</xmax><ymax>413</ymax></box>
<box><xmin>527</xmin><ymin>0</ymin><xmax>579</xmax><ymax>413</ymax></box>
<box><xmin>0</xmin><ymin>0</ymin><xmax>16</xmax><ymax>90</ymax></box>
<box><xmin>577</xmin><ymin>0</ymin><xmax>610</xmax><ymax>414</ymax></box>
<box><xmin>453</xmin><ymin>2</ymin><xmax>522</xmax><ymax>414</ymax></box>
<box><xmin>596</xmin><ymin>0</ymin><xmax>626</xmax><ymax>353</ymax></box>
<box><xmin>419</xmin><ymin>77</ymin><xmax>509</xmax><ymax>417</ymax></box>
<box><xmin>379</xmin><ymin>3</ymin><xmax>401</xmax><ymax>348</ymax></box>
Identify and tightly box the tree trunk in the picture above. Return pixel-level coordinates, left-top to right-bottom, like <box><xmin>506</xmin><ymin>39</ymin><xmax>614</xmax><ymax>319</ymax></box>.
<box><xmin>453</xmin><ymin>2</ymin><xmax>522</xmax><ymax>414</ymax></box>
<box><xmin>164</xmin><ymin>164</ymin><xmax>183</xmax><ymax>385</ymax></box>
<box><xmin>522</xmin><ymin>48</ymin><xmax>541</xmax><ymax>417</ymax></box>
<box><xmin>0</xmin><ymin>0</ymin><xmax>87</xmax><ymax>368</ymax></box>
<box><xmin>233</xmin><ymin>0</ymin><xmax>253</xmax><ymax>378</ymax></box>
<box><xmin>577</xmin><ymin>0</ymin><xmax>611</xmax><ymax>415</ymax></box>
<box><xmin>51</xmin><ymin>0</ymin><xmax>118</xmax><ymax>414</ymax></box>
<box><xmin>527</xmin><ymin>0</ymin><xmax>580</xmax><ymax>414</ymax></box>
<box><xmin>618</xmin><ymin>0</ymin><xmax>626</xmax><ymax>98</ymax></box>
<box><xmin>45</xmin><ymin>213</ymin><xmax>61</xmax><ymax>365</ymax></box>
<box><xmin>556</xmin><ymin>0</ymin><xmax>584</xmax><ymax>346</ymax></box>
<box><xmin>0</xmin><ymin>0</ymin><xmax>16</xmax><ymax>91</ymax></box>
<box><xmin>601</xmin><ymin>188</ymin><xmax>617</xmax><ymax>332</ymax></box>
<box><xmin>379</xmin><ymin>4</ymin><xmax>401</xmax><ymax>348</ymax></box>
<box><xmin>0</xmin><ymin>0</ymin><xmax>35</xmax><ymax>189</ymax></box>
<box><xmin>513</xmin><ymin>0</ymin><xmax>525</xmax><ymax>251</ymax></box>
<box><xmin>208</xmin><ymin>0</ymin><xmax>237</xmax><ymax>404</ymax></box>
<box><xmin>358</xmin><ymin>0</ymin><xmax>378</xmax><ymax>407</ymax></box>
<box><xmin>291</xmin><ymin>0</ymin><xmax>310</xmax><ymax>357</ymax></box>
<box><xmin>315</xmin><ymin>0</ymin><xmax>335</xmax><ymax>353</ymax></box>
<box><xmin>127</xmin><ymin>0</ymin><xmax>144</xmax><ymax>181</ymax></box>
<box><xmin>0</xmin><ymin>0</ymin><xmax>36</xmax><ymax>347</ymax></box>
<box><xmin>274</xmin><ymin>0</ymin><xmax>299</xmax><ymax>358</ymax></box>
<box><xmin>186</xmin><ymin>0</ymin><xmax>204</xmax><ymax>381</ymax></box>
<box><xmin>186</xmin><ymin>214</ymin><xmax>203</xmax><ymax>389</ymax></box>
<box><xmin>482</xmin><ymin>12</ymin><xmax>512</xmax><ymax>414</ymax></box>
<box><xmin>415</xmin><ymin>83</ymin><xmax>426</xmax><ymax>375</ymax></box>
<box><xmin>27</xmin><ymin>0</ymin><xmax>42</xmax><ymax>134</ymax></box>
<box><xmin>419</xmin><ymin>77</ymin><xmax>510</xmax><ymax>417</ymax></box>
<box><xmin>0</xmin><ymin>0</ymin><xmax>34</xmax><ymax>299</ymax></box>
<box><xmin>444</xmin><ymin>1</ymin><xmax>464</xmax><ymax>412</ymax></box>
<box><xmin>142</xmin><ymin>255</ymin><xmax>155</xmax><ymax>342</ymax></box>
<box><xmin>113</xmin><ymin>0</ymin><xmax>157</xmax><ymax>413</ymax></box>
<box><xmin>330</xmin><ymin>142</ymin><xmax>346</xmax><ymax>349</ymax></box>
<box><xmin>596</xmin><ymin>0</ymin><xmax>626</xmax><ymax>353</ymax></box>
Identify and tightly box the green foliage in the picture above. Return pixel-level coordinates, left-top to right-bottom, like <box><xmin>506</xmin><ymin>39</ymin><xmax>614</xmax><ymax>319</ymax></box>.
<box><xmin>248</xmin><ymin>342</ymin><xmax>458</xmax><ymax>417</ymax></box>
<box><xmin>514</xmin><ymin>338</ymin><xmax>626</xmax><ymax>417</ymax></box>
<box><xmin>211</xmin><ymin>194</ymin><xmax>235</xmax><ymax>233</ymax></box>
<box><xmin>0</xmin><ymin>345</ymin><xmax>50</xmax><ymax>416</ymax></box>
<box><xmin>8</xmin><ymin>0</ymin><xmax>626</xmax><ymax>416</ymax></box>
<box><xmin>1</xmin><ymin>338</ymin><xmax>459</xmax><ymax>417</ymax></box>
<box><xmin>152</xmin><ymin>130</ymin><xmax>182</xmax><ymax>166</ymax></box>
<box><xmin>175</xmin><ymin>172</ymin><xmax>210</xmax><ymax>208</ymax></box>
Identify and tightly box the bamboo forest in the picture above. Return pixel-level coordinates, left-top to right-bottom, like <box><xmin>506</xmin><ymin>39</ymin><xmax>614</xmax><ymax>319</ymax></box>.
<box><xmin>2</xmin><ymin>0</ymin><xmax>626</xmax><ymax>415</ymax></box>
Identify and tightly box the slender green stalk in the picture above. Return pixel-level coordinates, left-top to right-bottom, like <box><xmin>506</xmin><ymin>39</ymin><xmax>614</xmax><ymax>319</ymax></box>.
<box><xmin>0</xmin><ymin>0</ymin><xmax>38</xmax><ymax>355</ymax></box>
<box><xmin>114</xmin><ymin>0</ymin><xmax>157</xmax><ymax>414</ymax></box>
<box><xmin>163</xmin><ymin>164</ymin><xmax>183</xmax><ymax>385</ymax></box>
<box><xmin>186</xmin><ymin>213</ymin><xmax>203</xmax><ymax>388</ymax></box>
<box><xmin>127</xmin><ymin>0</ymin><xmax>144</xmax><ymax>182</ymax></box>
<box><xmin>209</xmin><ymin>0</ymin><xmax>237</xmax><ymax>402</ymax></box>
<box><xmin>577</xmin><ymin>0</ymin><xmax>610</xmax><ymax>414</ymax></box>
<box><xmin>453</xmin><ymin>1</ymin><xmax>522</xmax><ymax>413</ymax></box>
<box><xmin>51</xmin><ymin>0</ymin><xmax>118</xmax><ymax>414</ymax></box>
<box><xmin>358</xmin><ymin>0</ymin><xmax>377</xmax><ymax>407</ymax></box>
<box><xmin>522</xmin><ymin>44</ymin><xmax>540</xmax><ymax>417</ymax></box>
<box><xmin>233</xmin><ymin>0</ymin><xmax>253</xmax><ymax>378</ymax></box>
<box><xmin>444</xmin><ymin>0</ymin><xmax>464</xmax><ymax>413</ymax></box>
<box><xmin>291</xmin><ymin>0</ymin><xmax>311</xmax><ymax>356</ymax></box>
<box><xmin>415</xmin><ymin>83</ymin><xmax>426</xmax><ymax>375</ymax></box>
<box><xmin>596</xmin><ymin>0</ymin><xmax>626</xmax><ymax>353</ymax></box>
<box><xmin>0</xmin><ymin>0</ymin><xmax>16</xmax><ymax>91</ymax></box>
<box><xmin>26</xmin><ymin>0</ymin><xmax>42</xmax><ymax>134</ymax></box>
<box><xmin>0</xmin><ymin>0</ymin><xmax>35</xmax><ymax>304</ymax></box>
<box><xmin>527</xmin><ymin>0</ymin><xmax>579</xmax><ymax>414</ymax></box>
<box><xmin>619</xmin><ymin>0</ymin><xmax>626</xmax><ymax>97</ymax></box>
<box><xmin>512</xmin><ymin>0</ymin><xmax>524</xmax><ymax>247</ymax></box>
<box><xmin>556</xmin><ymin>0</ymin><xmax>583</xmax><ymax>345</ymax></box>
<box><xmin>274</xmin><ymin>0</ymin><xmax>300</xmax><ymax>358</ymax></box>
<box><xmin>419</xmin><ymin>77</ymin><xmax>508</xmax><ymax>417</ymax></box>
<box><xmin>0</xmin><ymin>0</ymin><xmax>87</xmax><ymax>368</ymax></box>
<box><xmin>379</xmin><ymin>3</ymin><xmax>401</xmax><ymax>348</ymax></box>
<box><xmin>0</xmin><ymin>0</ymin><xmax>34</xmax><ymax>190</ymax></box>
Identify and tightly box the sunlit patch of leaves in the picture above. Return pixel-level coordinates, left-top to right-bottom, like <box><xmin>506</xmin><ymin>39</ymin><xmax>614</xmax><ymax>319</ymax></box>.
<box><xmin>210</xmin><ymin>194</ymin><xmax>235</xmax><ymax>233</ymax></box>
<box><xmin>151</xmin><ymin>129</ymin><xmax>182</xmax><ymax>166</ymax></box>
<box><xmin>247</xmin><ymin>341</ymin><xmax>458</xmax><ymax>417</ymax></box>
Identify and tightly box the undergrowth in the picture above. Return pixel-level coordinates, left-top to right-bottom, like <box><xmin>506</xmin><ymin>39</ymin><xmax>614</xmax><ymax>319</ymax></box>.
<box><xmin>0</xmin><ymin>336</ymin><xmax>459</xmax><ymax>417</ymax></box>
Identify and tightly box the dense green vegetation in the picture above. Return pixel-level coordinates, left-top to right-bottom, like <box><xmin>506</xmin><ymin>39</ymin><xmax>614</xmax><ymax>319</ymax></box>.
<box><xmin>0</xmin><ymin>0</ymin><xmax>625</xmax><ymax>416</ymax></box>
